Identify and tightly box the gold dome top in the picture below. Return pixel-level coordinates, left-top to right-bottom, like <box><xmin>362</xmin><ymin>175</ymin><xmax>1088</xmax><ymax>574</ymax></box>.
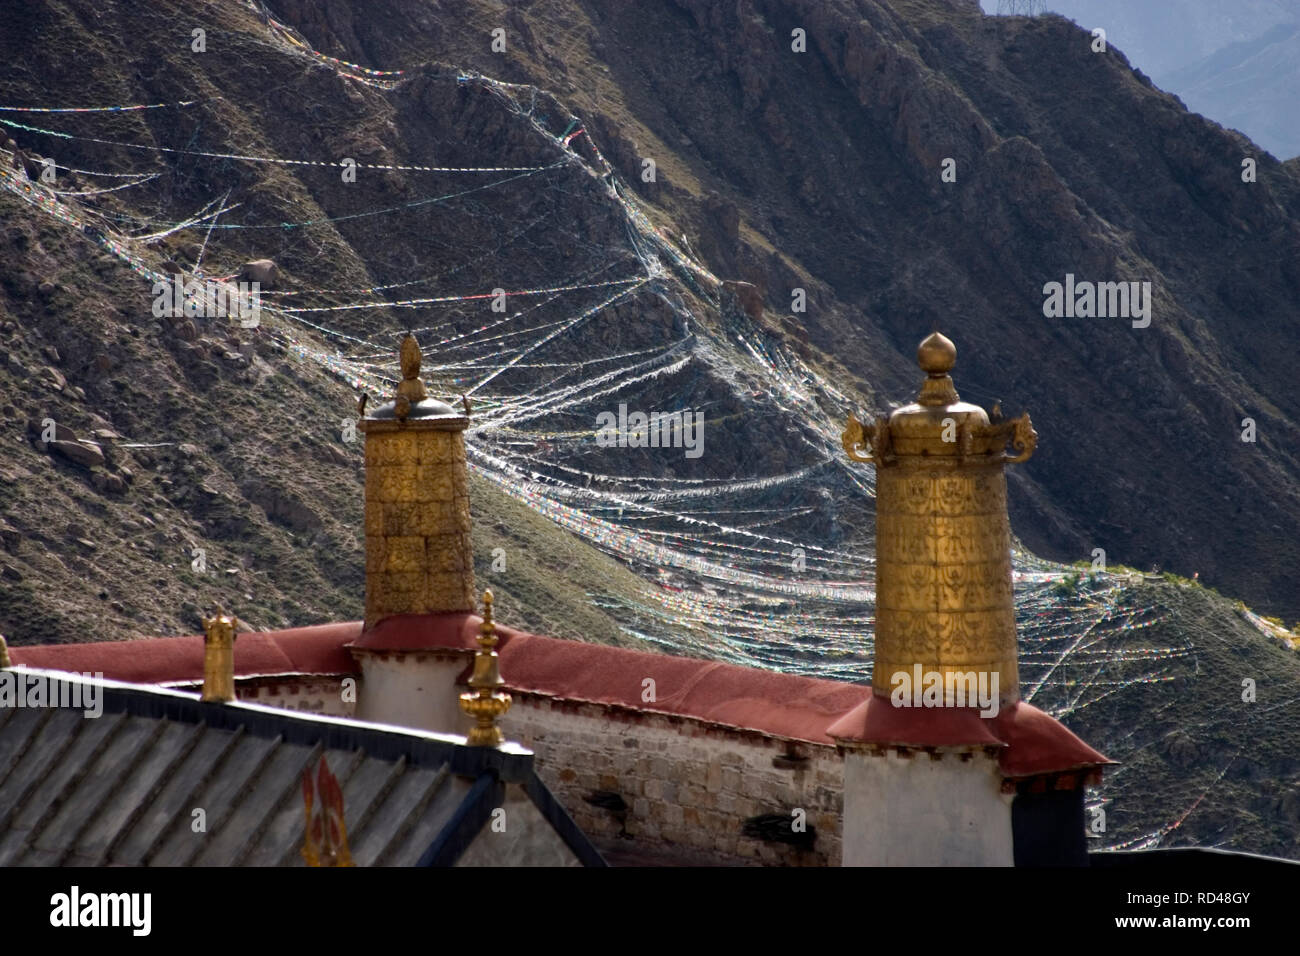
<box><xmin>917</xmin><ymin>332</ymin><xmax>956</xmax><ymax>376</ymax></box>
<box><xmin>909</xmin><ymin>331</ymin><xmax>964</xmax><ymax>409</ymax></box>
<box><xmin>841</xmin><ymin>332</ymin><xmax>1037</xmax><ymax>471</ymax></box>
<box><xmin>363</xmin><ymin>334</ymin><xmax>463</xmax><ymax>424</ymax></box>
<box><xmin>396</xmin><ymin>333</ymin><xmax>429</xmax><ymax>404</ymax></box>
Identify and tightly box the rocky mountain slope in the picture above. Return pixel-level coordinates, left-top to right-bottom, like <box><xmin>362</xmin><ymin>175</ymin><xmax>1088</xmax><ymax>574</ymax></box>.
<box><xmin>262</xmin><ymin>0</ymin><xmax>1300</xmax><ymax>622</ymax></box>
<box><xmin>0</xmin><ymin>0</ymin><xmax>1297</xmax><ymax>858</ymax></box>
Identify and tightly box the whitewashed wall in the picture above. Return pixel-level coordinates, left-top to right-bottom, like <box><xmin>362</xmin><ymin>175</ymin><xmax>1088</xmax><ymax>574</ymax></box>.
<box><xmin>351</xmin><ymin>651</ymin><xmax>466</xmax><ymax>731</ymax></box>
<box><xmin>840</xmin><ymin>747</ymin><xmax>1014</xmax><ymax>866</ymax></box>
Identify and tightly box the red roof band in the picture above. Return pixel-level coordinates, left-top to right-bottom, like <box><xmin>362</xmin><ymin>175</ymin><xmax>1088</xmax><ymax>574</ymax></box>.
<box><xmin>9</xmin><ymin>622</ymin><xmax>362</xmax><ymax>685</ymax></box>
<box><xmin>826</xmin><ymin>694</ymin><xmax>1112</xmax><ymax>779</ymax></box>
<box><xmin>9</xmin><ymin>614</ymin><xmax>1110</xmax><ymax>778</ymax></box>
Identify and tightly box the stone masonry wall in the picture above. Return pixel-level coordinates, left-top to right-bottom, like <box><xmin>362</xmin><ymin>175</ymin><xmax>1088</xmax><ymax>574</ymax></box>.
<box><xmin>501</xmin><ymin>694</ymin><xmax>844</xmax><ymax>866</ymax></box>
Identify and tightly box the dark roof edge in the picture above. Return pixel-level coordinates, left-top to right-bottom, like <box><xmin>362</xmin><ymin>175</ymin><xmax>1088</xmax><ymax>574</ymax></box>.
<box><xmin>523</xmin><ymin>772</ymin><xmax>609</xmax><ymax>868</ymax></box>
<box><xmin>417</xmin><ymin>772</ymin><xmax>501</xmax><ymax>866</ymax></box>
<box><xmin>12</xmin><ymin>667</ymin><xmax>536</xmax><ymax>782</ymax></box>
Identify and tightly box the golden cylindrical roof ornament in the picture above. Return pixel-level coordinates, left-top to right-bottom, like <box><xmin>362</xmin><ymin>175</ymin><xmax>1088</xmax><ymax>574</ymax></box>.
<box><xmin>843</xmin><ymin>333</ymin><xmax>1037</xmax><ymax>705</ymax></box>
<box><xmin>201</xmin><ymin>608</ymin><xmax>239</xmax><ymax>703</ymax></box>
<box><xmin>360</xmin><ymin>334</ymin><xmax>475</xmax><ymax>630</ymax></box>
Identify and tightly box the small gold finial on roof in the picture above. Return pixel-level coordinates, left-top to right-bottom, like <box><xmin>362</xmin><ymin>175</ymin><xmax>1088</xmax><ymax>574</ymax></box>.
<box><xmin>917</xmin><ymin>331</ymin><xmax>957</xmax><ymax>375</ymax></box>
<box><xmin>915</xmin><ymin>331</ymin><xmax>960</xmax><ymax>407</ymax></box>
<box><xmin>460</xmin><ymin>590</ymin><xmax>512</xmax><ymax>747</ymax></box>
<box><xmin>0</xmin><ymin>634</ymin><xmax>11</xmax><ymax>669</ymax></box>
<box><xmin>396</xmin><ymin>333</ymin><xmax>429</xmax><ymax>405</ymax></box>
<box><xmin>201</xmin><ymin>607</ymin><xmax>239</xmax><ymax>703</ymax></box>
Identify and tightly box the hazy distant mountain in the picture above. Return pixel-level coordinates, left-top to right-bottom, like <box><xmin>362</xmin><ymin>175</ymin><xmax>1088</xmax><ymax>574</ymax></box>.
<box><xmin>985</xmin><ymin>0</ymin><xmax>1300</xmax><ymax>158</ymax></box>
<box><xmin>1034</xmin><ymin>0</ymin><xmax>1298</xmax><ymax>76</ymax></box>
<box><xmin>1163</xmin><ymin>21</ymin><xmax>1300</xmax><ymax>159</ymax></box>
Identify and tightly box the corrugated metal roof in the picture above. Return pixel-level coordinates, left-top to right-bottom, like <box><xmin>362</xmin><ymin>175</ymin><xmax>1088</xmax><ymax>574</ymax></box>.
<box><xmin>0</xmin><ymin>669</ymin><xmax>604</xmax><ymax>867</ymax></box>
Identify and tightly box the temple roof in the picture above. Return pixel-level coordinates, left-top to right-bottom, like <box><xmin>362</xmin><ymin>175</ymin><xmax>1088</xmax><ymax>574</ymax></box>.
<box><xmin>9</xmin><ymin>622</ymin><xmax>361</xmax><ymax>685</ymax></box>
<box><xmin>10</xmin><ymin>618</ymin><xmax>1112</xmax><ymax>776</ymax></box>
<box><xmin>0</xmin><ymin>669</ymin><xmax>604</xmax><ymax>867</ymax></box>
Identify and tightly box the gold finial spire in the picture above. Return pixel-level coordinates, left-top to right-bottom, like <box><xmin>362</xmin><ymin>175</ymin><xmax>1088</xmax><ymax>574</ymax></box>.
<box><xmin>459</xmin><ymin>590</ymin><xmax>512</xmax><ymax>746</ymax></box>
<box><xmin>0</xmin><ymin>634</ymin><xmax>10</xmax><ymax>669</ymax></box>
<box><xmin>917</xmin><ymin>331</ymin><xmax>956</xmax><ymax>375</ymax></box>
<box><xmin>396</xmin><ymin>333</ymin><xmax>429</xmax><ymax>405</ymax></box>
<box><xmin>916</xmin><ymin>331</ymin><xmax>960</xmax><ymax>406</ymax></box>
<box><xmin>201</xmin><ymin>607</ymin><xmax>239</xmax><ymax>703</ymax></box>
